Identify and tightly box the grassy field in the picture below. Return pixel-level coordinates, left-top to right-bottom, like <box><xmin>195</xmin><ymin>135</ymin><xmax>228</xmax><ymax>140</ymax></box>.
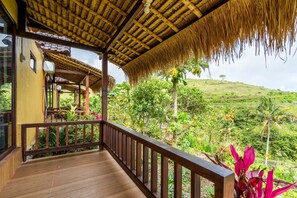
<box><xmin>187</xmin><ymin>79</ymin><xmax>297</xmax><ymax>114</ymax></box>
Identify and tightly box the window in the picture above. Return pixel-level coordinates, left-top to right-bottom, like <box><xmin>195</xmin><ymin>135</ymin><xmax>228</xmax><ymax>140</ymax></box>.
<box><xmin>0</xmin><ymin>5</ymin><xmax>15</xmax><ymax>159</ymax></box>
<box><xmin>30</xmin><ymin>52</ymin><xmax>36</xmax><ymax>72</ymax></box>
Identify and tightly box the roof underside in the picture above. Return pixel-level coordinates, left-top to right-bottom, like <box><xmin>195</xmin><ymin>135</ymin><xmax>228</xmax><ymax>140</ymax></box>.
<box><xmin>44</xmin><ymin>52</ymin><xmax>115</xmax><ymax>92</ymax></box>
<box><xmin>23</xmin><ymin>0</ymin><xmax>297</xmax><ymax>84</ymax></box>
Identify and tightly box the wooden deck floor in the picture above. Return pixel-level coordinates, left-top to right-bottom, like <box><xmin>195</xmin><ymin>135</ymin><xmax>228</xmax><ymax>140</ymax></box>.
<box><xmin>0</xmin><ymin>150</ymin><xmax>145</xmax><ymax>198</ymax></box>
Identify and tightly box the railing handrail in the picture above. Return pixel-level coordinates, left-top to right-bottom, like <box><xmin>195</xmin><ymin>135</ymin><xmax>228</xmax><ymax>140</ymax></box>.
<box><xmin>22</xmin><ymin>120</ymin><xmax>99</xmax><ymax>128</ymax></box>
<box><xmin>103</xmin><ymin>121</ymin><xmax>234</xmax><ymax>184</ymax></box>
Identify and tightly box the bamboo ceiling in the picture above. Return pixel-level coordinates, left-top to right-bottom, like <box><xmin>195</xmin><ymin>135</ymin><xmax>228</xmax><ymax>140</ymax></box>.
<box><xmin>23</xmin><ymin>0</ymin><xmax>297</xmax><ymax>84</ymax></box>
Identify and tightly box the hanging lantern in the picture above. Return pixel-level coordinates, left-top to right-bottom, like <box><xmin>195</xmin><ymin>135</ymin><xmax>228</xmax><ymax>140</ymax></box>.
<box><xmin>143</xmin><ymin>0</ymin><xmax>153</xmax><ymax>14</ymax></box>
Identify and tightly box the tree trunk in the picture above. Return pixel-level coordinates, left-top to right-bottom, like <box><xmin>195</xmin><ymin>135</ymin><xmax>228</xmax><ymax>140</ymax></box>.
<box><xmin>173</xmin><ymin>81</ymin><xmax>177</xmax><ymax>116</ymax></box>
<box><xmin>265</xmin><ymin>121</ymin><xmax>271</xmax><ymax>166</ymax></box>
<box><xmin>208</xmin><ymin>67</ymin><xmax>212</xmax><ymax>79</ymax></box>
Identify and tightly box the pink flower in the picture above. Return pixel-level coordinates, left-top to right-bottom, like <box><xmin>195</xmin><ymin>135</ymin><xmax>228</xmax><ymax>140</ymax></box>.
<box><xmin>264</xmin><ymin>170</ymin><xmax>296</xmax><ymax>198</ymax></box>
<box><xmin>230</xmin><ymin>145</ymin><xmax>255</xmax><ymax>177</ymax></box>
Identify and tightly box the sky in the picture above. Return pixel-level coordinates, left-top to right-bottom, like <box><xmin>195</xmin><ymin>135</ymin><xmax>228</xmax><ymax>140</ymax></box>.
<box><xmin>71</xmin><ymin>46</ymin><xmax>297</xmax><ymax>92</ymax></box>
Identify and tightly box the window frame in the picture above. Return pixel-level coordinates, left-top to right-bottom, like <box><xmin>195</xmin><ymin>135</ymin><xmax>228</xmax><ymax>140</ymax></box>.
<box><xmin>29</xmin><ymin>52</ymin><xmax>36</xmax><ymax>73</ymax></box>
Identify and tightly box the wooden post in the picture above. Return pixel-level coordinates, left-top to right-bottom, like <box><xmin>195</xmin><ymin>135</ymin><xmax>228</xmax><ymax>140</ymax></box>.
<box><xmin>78</xmin><ymin>84</ymin><xmax>81</xmax><ymax>108</ymax></box>
<box><xmin>102</xmin><ymin>53</ymin><xmax>108</xmax><ymax>120</ymax></box>
<box><xmin>85</xmin><ymin>74</ymin><xmax>90</xmax><ymax>115</ymax></box>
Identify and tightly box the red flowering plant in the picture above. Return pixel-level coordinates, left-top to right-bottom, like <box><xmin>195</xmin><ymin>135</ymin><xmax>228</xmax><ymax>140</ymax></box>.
<box><xmin>91</xmin><ymin>112</ymin><xmax>102</xmax><ymax>120</ymax></box>
<box><xmin>205</xmin><ymin>145</ymin><xmax>296</xmax><ymax>197</ymax></box>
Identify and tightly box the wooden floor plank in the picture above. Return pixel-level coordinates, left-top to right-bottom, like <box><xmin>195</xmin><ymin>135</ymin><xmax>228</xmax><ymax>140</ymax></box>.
<box><xmin>0</xmin><ymin>151</ymin><xmax>145</xmax><ymax>198</ymax></box>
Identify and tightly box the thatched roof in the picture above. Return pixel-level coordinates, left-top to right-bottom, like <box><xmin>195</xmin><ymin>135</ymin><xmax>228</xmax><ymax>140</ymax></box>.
<box><xmin>23</xmin><ymin>0</ymin><xmax>297</xmax><ymax>84</ymax></box>
<box><xmin>44</xmin><ymin>52</ymin><xmax>115</xmax><ymax>92</ymax></box>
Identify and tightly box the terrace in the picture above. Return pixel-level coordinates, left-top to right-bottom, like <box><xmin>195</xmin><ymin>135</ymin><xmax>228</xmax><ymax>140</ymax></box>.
<box><xmin>1</xmin><ymin>0</ymin><xmax>296</xmax><ymax>197</ymax></box>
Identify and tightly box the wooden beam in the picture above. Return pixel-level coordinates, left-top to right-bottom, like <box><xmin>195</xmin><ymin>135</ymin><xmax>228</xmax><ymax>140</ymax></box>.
<box><xmin>55</xmin><ymin>69</ymin><xmax>86</xmax><ymax>76</ymax></box>
<box><xmin>78</xmin><ymin>84</ymin><xmax>81</xmax><ymax>108</ymax></box>
<box><xmin>108</xmin><ymin>54</ymin><xmax>127</xmax><ymax>65</ymax></box>
<box><xmin>181</xmin><ymin>0</ymin><xmax>203</xmax><ymax>18</ymax></box>
<box><xmin>116</xmin><ymin>40</ymin><xmax>140</xmax><ymax>56</ymax></box>
<box><xmin>150</xmin><ymin>8</ymin><xmax>179</xmax><ymax>32</ymax></box>
<box><xmin>102</xmin><ymin>53</ymin><xmax>108</xmax><ymax>121</ymax></box>
<box><xmin>123</xmin><ymin>32</ymin><xmax>150</xmax><ymax>50</ymax></box>
<box><xmin>17</xmin><ymin>31</ymin><xmax>103</xmax><ymax>53</ymax></box>
<box><xmin>85</xmin><ymin>75</ymin><xmax>90</xmax><ymax>115</ymax></box>
<box><xmin>17</xmin><ymin>0</ymin><xmax>27</xmax><ymax>32</ymax></box>
<box><xmin>133</xmin><ymin>20</ymin><xmax>163</xmax><ymax>42</ymax></box>
<box><xmin>106</xmin><ymin>0</ymin><xmax>144</xmax><ymax>52</ymax></box>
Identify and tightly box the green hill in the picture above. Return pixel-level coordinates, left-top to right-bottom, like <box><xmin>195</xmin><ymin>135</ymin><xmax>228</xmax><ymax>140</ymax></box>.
<box><xmin>187</xmin><ymin>79</ymin><xmax>297</xmax><ymax>113</ymax></box>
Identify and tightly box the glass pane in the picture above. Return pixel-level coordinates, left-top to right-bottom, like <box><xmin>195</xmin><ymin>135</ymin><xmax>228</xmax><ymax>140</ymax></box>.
<box><xmin>0</xmin><ymin>9</ymin><xmax>13</xmax><ymax>154</ymax></box>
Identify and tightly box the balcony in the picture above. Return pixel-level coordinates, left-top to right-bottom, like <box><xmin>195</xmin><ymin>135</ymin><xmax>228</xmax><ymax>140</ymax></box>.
<box><xmin>1</xmin><ymin>120</ymin><xmax>234</xmax><ymax>198</ymax></box>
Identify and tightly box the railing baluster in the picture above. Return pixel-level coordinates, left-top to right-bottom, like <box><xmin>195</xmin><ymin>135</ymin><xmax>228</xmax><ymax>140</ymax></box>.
<box><xmin>191</xmin><ymin>171</ymin><xmax>201</xmax><ymax>198</ymax></box>
<box><xmin>143</xmin><ymin>146</ymin><xmax>149</xmax><ymax>185</ymax></box>
<box><xmin>83</xmin><ymin>124</ymin><xmax>86</xmax><ymax>144</ymax></box>
<box><xmin>131</xmin><ymin>139</ymin><xmax>136</xmax><ymax>172</ymax></box>
<box><xmin>161</xmin><ymin>156</ymin><xmax>168</xmax><ymax>198</ymax></box>
<box><xmin>118</xmin><ymin>131</ymin><xmax>121</xmax><ymax>158</ymax></box>
<box><xmin>46</xmin><ymin>127</ymin><xmax>49</xmax><ymax>149</ymax></box>
<box><xmin>75</xmin><ymin>124</ymin><xmax>78</xmax><ymax>144</ymax></box>
<box><xmin>56</xmin><ymin>126</ymin><xmax>59</xmax><ymax>147</ymax></box>
<box><xmin>136</xmin><ymin>142</ymin><xmax>142</xmax><ymax>179</ymax></box>
<box><xmin>174</xmin><ymin>162</ymin><xmax>182</xmax><ymax>198</ymax></box>
<box><xmin>35</xmin><ymin>127</ymin><xmax>39</xmax><ymax>150</ymax></box>
<box><xmin>65</xmin><ymin>125</ymin><xmax>69</xmax><ymax>146</ymax></box>
<box><xmin>122</xmin><ymin>133</ymin><xmax>126</xmax><ymax>164</ymax></box>
<box><xmin>126</xmin><ymin>137</ymin><xmax>131</xmax><ymax>168</ymax></box>
<box><xmin>91</xmin><ymin>124</ymin><xmax>94</xmax><ymax>143</ymax></box>
<box><xmin>151</xmin><ymin>151</ymin><xmax>158</xmax><ymax>193</ymax></box>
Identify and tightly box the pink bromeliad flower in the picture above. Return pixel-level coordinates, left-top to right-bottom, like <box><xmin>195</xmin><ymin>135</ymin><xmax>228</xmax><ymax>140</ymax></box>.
<box><xmin>230</xmin><ymin>145</ymin><xmax>255</xmax><ymax>178</ymax></box>
<box><xmin>255</xmin><ymin>169</ymin><xmax>296</xmax><ymax>198</ymax></box>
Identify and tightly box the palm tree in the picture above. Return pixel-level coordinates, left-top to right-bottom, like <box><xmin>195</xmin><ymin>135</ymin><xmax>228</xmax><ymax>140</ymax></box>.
<box><xmin>257</xmin><ymin>97</ymin><xmax>288</xmax><ymax>166</ymax></box>
<box><xmin>161</xmin><ymin>59</ymin><xmax>209</xmax><ymax>116</ymax></box>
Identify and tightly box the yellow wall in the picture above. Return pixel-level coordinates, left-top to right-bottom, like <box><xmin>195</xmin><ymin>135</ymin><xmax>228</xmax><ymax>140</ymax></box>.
<box><xmin>16</xmin><ymin>38</ymin><xmax>45</xmax><ymax>147</ymax></box>
<box><xmin>1</xmin><ymin>0</ymin><xmax>17</xmax><ymax>24</ymax></box>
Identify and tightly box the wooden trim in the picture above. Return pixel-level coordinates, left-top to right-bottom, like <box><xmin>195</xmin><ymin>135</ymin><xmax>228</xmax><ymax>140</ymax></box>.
<box><xmin>17</xmin><ymin>31</ymin><xmax>103</xmax><ymax>53</ymax></box>
<box><xmin>55</xmin><ymin>69</ymin><xmax>86</xmax><ymax>76</ymax></box>
<box><xmin>106</xmin><ymin>0</ymin><xmax>144</xmax><ymax>51</ymax></box>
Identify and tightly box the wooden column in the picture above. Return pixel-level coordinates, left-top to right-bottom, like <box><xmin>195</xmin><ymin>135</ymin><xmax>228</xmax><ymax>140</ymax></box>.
<box><xmin>78</xmin><ymin>84</ymin><xmax>81</xmax><ymax>108</ymax></box>
<box><xmin>85</xmin><ymin>75</ymin><xmax>90</xmax><ymax>115</ymax></box>
<box><xmin>101</xmin><ymin>53</ymin><xmax>108</xmax><ymax>120</ymax></box>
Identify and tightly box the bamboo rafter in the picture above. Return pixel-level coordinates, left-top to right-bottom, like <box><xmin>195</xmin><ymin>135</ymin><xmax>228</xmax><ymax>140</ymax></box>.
<box><xmin>71</xmin><ymin>0</ymin><xmax>118</xmax><ymax>29</ymax></box>
<box><xmin>111</xmin><ymin>47</ymin><xmax>133</xmax><ymax>60</ymax></box>
<box><xmin>102</xmin><ymin>0</ymin><xmax>127</xmax><ymax>16</ymax></box>
<box><xmin>28</xmin><ymin>8</ymin><xmax>106</xmax><ymax>47</ymax></box>
<box><xmin>150</xmin><ymin>7</ymin><xmax>179</xmax><ymax>32</ymax></box>
<box><xmin>133</xmin><ymin>20</ymin><xmax>163</xmax><ymax>42</ymax></box>
<box><xmin>123</xmin><ymin>32</ymin><xmax>151</xmax><ymax>50</ymax></box>
<box><xmin>116</xmin><ymin>40</ymin><xmax>140</xmax><ymax>55</ymax></box>
<box><xmin>181</xmin><ymin>0</ymin><xmax>203</xmax><ymax>18</ymax></box>
<box><xmin>38</xmin><ymin>0</ymin><xmax>111</xmax><ymax>40</ymax></box>
<box><xmin>28</xmin><ymin>15</ymin><xmax>96</xmax><ymax>47</ymax></box>
<box><xmin>108</xmin><ymin>54</ymin><xmax>127</xmax><ymax>65</ymax></box>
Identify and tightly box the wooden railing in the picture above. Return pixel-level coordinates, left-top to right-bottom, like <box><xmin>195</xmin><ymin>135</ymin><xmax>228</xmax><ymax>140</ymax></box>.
<box><xmin>21</xmin><ymin>120</ymin><xmax>102</xmax><ymax>162</ymax></box>
<box><xmin>102</xmin><ymin>121</ymin><xmax>234</xmax><ymax>198</ymax></box>
<box><xmin>46</xmin><ymin>108</ymin><xmax>85</xmax><ymax>122</ymax></box>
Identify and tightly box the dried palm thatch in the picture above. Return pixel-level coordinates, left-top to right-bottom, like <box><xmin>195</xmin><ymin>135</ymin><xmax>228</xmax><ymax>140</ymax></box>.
<box><xmin>25</xmin><ymin>0</ymin><xmax>297</xmax><ymax>85</ymax></box>
<box><xmin>123</xmin><ymin>0</ymin><xmax>297</xmax><ymax>84</ymax></box>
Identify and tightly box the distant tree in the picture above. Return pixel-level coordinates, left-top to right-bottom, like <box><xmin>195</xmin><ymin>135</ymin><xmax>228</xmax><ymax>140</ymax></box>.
<box><xmin>257</xmin><ymin>97</ymin><xmax>289</xmax><ymax>166</ymax></box>
<box><xmin>160</xmin><ymin>59</ymin><xmax>209</xmax><ymax>116</ymax></box>
<box><xmin>219</xmin><ymin>74</ymin><xmax>226</xmax><ymax>81</ymax></box>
